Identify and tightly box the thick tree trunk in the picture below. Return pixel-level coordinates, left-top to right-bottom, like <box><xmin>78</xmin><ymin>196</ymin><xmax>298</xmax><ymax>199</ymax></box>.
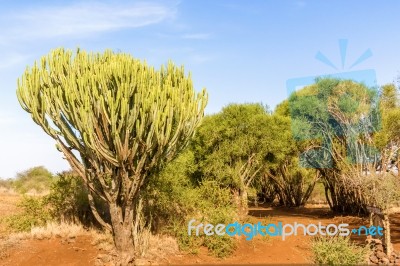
<box><xmin>109</xmin><ymin>203</ymin><xmax>135</xmax><ymax>266</ymax></box>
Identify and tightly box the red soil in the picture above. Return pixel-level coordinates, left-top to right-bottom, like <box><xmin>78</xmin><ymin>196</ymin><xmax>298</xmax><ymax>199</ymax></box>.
<box><xmin>0</xmin><ymin>235</ymin><xmax>98</xmax><ymax>266</ymax></box>
<box><xmin>2</xmin><ymin>206</ymin><xmax>400</xmax><ymax>265</ymax></box>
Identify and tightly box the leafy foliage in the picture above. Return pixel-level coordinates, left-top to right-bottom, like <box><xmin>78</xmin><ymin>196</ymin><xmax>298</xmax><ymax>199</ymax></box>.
<box><xmin>13</xmin><ymin>166</ymin><xmax>54</xmax><ymax>194</ymax></box>
<box><xmin>0</xmin><ymin>178</ymin><xmax>13</xmax><ymax>190</ymax></box>
<box><xmin>311</xmin><ymin>236</ymin><xmax>368</xmax><ymax>265</ymax></box>
<box><xmin>5</xmin><ymin>196</ymin><xmax>51</xmax><ymax>232</ymax></box>
<box><xmin>142</xmin><ymin>150</ymin><xmax>237</xmax><ymax>257</ymax></box>
<box><xmin>192</xmin><ymin>102</ymin><xmax>317</xmax><ymax>209</ymax></box>
<box><xmin>374</xmin><ymin>84</ymin><xmax>400</xmax><ymax>171</ymax></box>
<box><xmin>192</xmin><ymin>103</ymin><xmax>276</xmax><ymax>214</ymax></box>
<box><xmin>46</xmin><ymin>171</ymin><xmax>108</xmax><ymax>226</ymax></box>
<box><xmin>288</xmin><ymin>78</ymin><xmax>381</xmax><ymax>214</ymax></box>
<box><xmin>5</xmin><ymin>170</ymin><xmax>104</xmax><ymax>232</ymax></box>
<box><xmin>264</xmin><ymin>106</ymin><xmax>319</xmax><ymax>207</ymax></box>
<box><xmin>192</xmin><ymin>103</ymin><xmax>271</xmax><ymax>187</ymax></box>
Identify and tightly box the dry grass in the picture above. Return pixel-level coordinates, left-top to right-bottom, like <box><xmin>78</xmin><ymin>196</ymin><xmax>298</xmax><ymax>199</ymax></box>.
<box><xmin>137</xmin><ymin>234</ymin><xmax>179</xmax><ymax>263</ymax></box>
<box><xmin>29</xmin><ymin>222</ymin><xmax>89</xmax><ymax>239</ymax></box>
<box><xmin>0</xmin><ymin>187</ymin><xmax>15</xmax><ymax>194</ymax></box>
<box><xmin>91</xmin><ymin>229</ymin><xmax>115</xmax><ymax>252</ymax></box>
<box><xmin>1</xmin><ymin>222</ymin><xmax>91</xmax><ymax>244</ymax></box>
<box><xmin>0</xmin><ymin>221</ymin><xmax>106</xmax><ymax>261</ymax></box>
<box><xmin>0</xmin><ymin>189</ymin><xmax>179</xmax><ymax>265</ymax></box>
<box><xmin>0</xmin><ymin>219</ymin><xmax>179</xmax><ymax>265</ymax></box>
<box><xmin>92</xmin><ymin>225</ymin><xmax>179</xmax><ymax>265</ymax></box>
<box><xmin>0</xmin><ymin>190</ymin><xmax>20</xmax><ymax>215</ymax></box>
<box><xmin>0</xmin><ymin>190</ymin><xmax>21</xmax><ymax>237</ymax></box>
<box><xmin>0</xmin><ymin>189</ymin><xmax>21</xmax><ymax>259</ymax></box>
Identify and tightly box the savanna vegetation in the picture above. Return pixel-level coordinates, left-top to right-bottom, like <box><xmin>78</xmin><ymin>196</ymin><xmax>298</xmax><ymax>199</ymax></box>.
<box><xmin>2</xmin><ymin>47</ymin><xmax>400</xmax><ymax>265</ymax></box>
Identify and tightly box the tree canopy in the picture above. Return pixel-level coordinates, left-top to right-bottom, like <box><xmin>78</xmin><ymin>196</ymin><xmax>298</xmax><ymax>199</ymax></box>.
<box><xmin>17</xmin><ymin>48</ymin><xmax>208</xmax><ymax>263</ymax></box>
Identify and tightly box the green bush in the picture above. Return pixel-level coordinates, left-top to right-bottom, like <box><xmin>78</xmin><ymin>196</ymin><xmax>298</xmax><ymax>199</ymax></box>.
<box><xmin>46</xmin><ymin>171</ymin><xmax>109</xmax><ymax>227</ymax></box>
<box><xmin>184</xmin><ymin>180</ymin><xmax>236</xmax><ymax>258</ymax></box>
<box><xmin>203</xmin><ymin>234</ymin><xmax>236</xmax><ymax>258</ymax></box>
<box><xmin>142</xmin><ymin>150</ymin><xmax>237</xmax><ymax>257</ymax></box>
<box><xmin>5</xmin><ymin>195</ymin><xmax>51</xmax><ymax>232</ymax></box>
<box><xmin>13</xmin><ymin>166</ymin><xmax>54</xmax><ymax>194</ymax></box>
<box><xmin>173</xmin><ymin>220</ymin><xmax>203</xmax><ymax>255</ymax></box>
<box><xmin>5</xmin><ymin>171</ymin><xmax>109</xmax><ymax>232</ymax></box>
<box><xmin>46</xmin><ymin>171</ymin><xmax>89</xmax><ymax>223</ymax></box>
<box><xmin>0</xmin><ymin>178</ymin><xmax>13</xmax><ymax>190</ymax></box>
<box><xmin>311</xmin><ymin>236</ymin><xmax>368</xmax><ymax>265</ymax></box>
<box><xmin>143</xmin><ymin>150</ymin><xmax>199</xmax><ymax>231</ymax></box>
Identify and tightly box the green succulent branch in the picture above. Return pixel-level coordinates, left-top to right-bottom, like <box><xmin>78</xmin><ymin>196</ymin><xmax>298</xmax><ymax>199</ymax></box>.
<box><xmin>17</xmin><ymin>48</ymin><xmax>207</xmax><ymax>258</ymax></box>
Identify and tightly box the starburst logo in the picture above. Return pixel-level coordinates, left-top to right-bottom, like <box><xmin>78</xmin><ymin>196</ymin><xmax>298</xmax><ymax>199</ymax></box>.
<box><xmin>315</xmin><ymin>39</ymin><xmax>373</xmax><ymax>70</ymax></box>
<box><xmin>287</xmin><ymin>39</ymin><xmax>377</xmax><ymax>95</ymax></box>
<box><xmin>286</xmin><ymin>39</ymin><xmax>379</xmax><ymax>169</ymax></box>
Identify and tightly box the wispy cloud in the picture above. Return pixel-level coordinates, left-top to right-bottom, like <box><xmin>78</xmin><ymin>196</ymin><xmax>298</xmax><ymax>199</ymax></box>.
<box><xmin>181</xmin><ymin>33</ymin><xmax>211</xmax><ymax>40</ymax></box>
<box><xmin>0</xmin><ymin>1</ymin><xmax>177</xmax><ymax>42</ymax></box>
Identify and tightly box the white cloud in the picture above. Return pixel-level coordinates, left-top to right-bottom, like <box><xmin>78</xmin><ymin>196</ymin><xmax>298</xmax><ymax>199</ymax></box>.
<box><xmin>0</xmin><ymin>1</ymin><xmax>179</xmax><ymax>178</ymax></box>
<box><xmin>0</xmin><ymin>1</ymin><xmax>177</xmax><ymax>42</ymax></box>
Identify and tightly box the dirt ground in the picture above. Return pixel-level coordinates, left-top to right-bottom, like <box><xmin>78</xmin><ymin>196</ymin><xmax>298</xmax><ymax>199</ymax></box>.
<box><xmin>167</xmin><ymin>205</ymin><xmax>372</xmax><ymax>265</ymax></box>
<box><xmin>0</xmin><ymin>235</ymin><xmax>98</xmax><ymax>266</ymax></box>
<box><xmin>2</xmin><ymin>203</ymin><xmax>400</xmax><ymax>265</ymax></box>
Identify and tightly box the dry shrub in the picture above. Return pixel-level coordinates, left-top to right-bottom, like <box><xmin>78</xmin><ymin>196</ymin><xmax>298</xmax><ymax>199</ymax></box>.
<box><xmin>0</xmin><ymin>187</ymin><xmax>15</xmax><ymax>194</ymax></box>
<box><xmin>311</xmin><ymin>235</ymin><xmax>369</xmax><ymax>265</ymax></box>
<box><xmin>4</xmin><ymin>195</ymin><xmax>51</xmax><ymax>232</ymax></box>
<box><xmin>29</xmin><ymin>222</ymin><xmax>87</xmax><ymax>239</ymax></box>
<box><xmin>133</xmin><ymin>198</ymin><xmax>179</xmax><ymax>262</ymax></box>
<box><xmin>136</xmin><ymin>235</ymin><xmax>179</xmax><ymax>263</ymax></box>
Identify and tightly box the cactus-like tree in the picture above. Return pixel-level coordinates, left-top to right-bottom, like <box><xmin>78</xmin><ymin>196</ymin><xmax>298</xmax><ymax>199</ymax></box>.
<box><xmin>17</xmin><ymin>48</ymin><xmax>207</xmax><ymax>263</ymax></box>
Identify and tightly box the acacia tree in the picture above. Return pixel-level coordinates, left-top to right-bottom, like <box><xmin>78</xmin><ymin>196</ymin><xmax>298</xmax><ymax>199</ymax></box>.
<box><xmin>263</xmin><ymin>101</ymin><xmax>319</xmax><ymax>207</ymax></box>
<box><xmin>289</xmin><ymin>78</ymin><xmax>381</xmax><ymax>214</ymax></box>
<box><xmin>191</xmin><ymin>103</ymin><xmax>273</xmax><ymax>216</ymax></box>
<box><xmin>17</xmin><ymin>48</ymin><xmax>207</xmax><ymax>264</ymax></box>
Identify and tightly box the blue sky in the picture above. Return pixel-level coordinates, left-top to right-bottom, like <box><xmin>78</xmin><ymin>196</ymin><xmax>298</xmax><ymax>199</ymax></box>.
<box><xmin>1</xmin><ymin>0</ymin><xmax>400</xmax><ymax>178</ymax></box>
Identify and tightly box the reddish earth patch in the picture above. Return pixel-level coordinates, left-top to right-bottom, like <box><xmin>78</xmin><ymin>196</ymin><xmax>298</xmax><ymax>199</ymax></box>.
<box><xmin>2</xmin><ymin>206</ymin><xmax>400</xmax><ymax>265</ymax></box>
<box><xmin>167</xmin><ymin>206</ymin><xmax>400</xmax><ymax>265</ymax></box>
<box><xmin>0</xmin><ymin>235</ymin><xmax>98</xmax><ymax>266</ymax></box>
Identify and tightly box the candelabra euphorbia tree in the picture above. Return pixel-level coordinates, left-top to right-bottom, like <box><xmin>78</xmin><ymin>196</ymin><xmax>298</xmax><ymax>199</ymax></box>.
<box><xmin>16</xmin><ymin>48</ymin><xmax>208</xmax><ymax>264</ymax></box>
